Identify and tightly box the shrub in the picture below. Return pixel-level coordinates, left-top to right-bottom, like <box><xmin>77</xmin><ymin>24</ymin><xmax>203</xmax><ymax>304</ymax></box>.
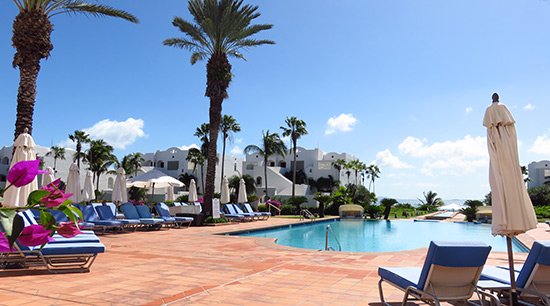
<box><xmin>280</xmin><ymin>204</ymin><xmax>298</xmax><ymax>215</ymax></box>
<box><xmin>204</xmin><ymin>216</ymin><xmax>229</xmax><ymax>224</ymax></box>
<box><xmin>176</xmin><ymin>195</ymin><xmax>189</xmax><ymax>202</ymax></box>
<box><xmin>258</xmin><ymin>204</ymin><xmax>267</xmax><ymax>212</ymax></box>
<box><xmin>534</xmin><ymin>205</ymin><xmax>550</xmax><ymax>218</ymax></box>
<box><xmin>288</xmin><ymin>196</ymin><xmax>308</xmax><ymax>207</ymax></box>
<box><xmin>528</xmin><ymin>185</ymin><xmax>550</xmax><ymax>206</ymax></box>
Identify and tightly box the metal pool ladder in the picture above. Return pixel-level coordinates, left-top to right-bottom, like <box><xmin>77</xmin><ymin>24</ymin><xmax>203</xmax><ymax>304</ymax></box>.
<box><xmin>325</xmin><ymin>225</ymin><xmax>341</xmax><ymax>251</ymax></box>
<box><xmin>300</xmin><ymin>208</ymin><xmax>316</xmax><ymax>221</ymax></box>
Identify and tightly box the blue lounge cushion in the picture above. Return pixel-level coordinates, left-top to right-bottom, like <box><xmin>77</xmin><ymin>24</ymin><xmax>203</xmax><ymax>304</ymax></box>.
<box><xmin>31</xmin><ymin>242</ymin><xmax>105</xmax><ymax>255</ymax></box>
<box><xmin>378</xmin><ymin>267</ymin><xmax>422</xmax><ymax>290</ymax></box>
<box><xmin>516</xmin><ymin>241</ymin><xmax>550</xmax><ymax>288</ymax></box>
<box><xmin>120</xmin><ymin>203</ymin><xmax>141</xmax><ymax>219</ymax></box>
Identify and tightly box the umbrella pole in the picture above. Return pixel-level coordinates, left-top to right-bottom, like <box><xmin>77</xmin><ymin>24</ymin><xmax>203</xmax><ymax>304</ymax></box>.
<box><xmin>506</xmin><ymin>236</ymin><xmax>518</xmax><ymax>305</ymax></box>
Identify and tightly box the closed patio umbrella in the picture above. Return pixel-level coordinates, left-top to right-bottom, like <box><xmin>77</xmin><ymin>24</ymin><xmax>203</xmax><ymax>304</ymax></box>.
<box><xmin>112</xmin><ymin>167</ymin><xmax>128</xmax><ymax>204</ymax></box>
<box><xmin>483</xmin><ymin>93</ymin><xmax>538</xmax><ymax>304</ymax></box>
<box><xmin>237</xmin><ymin>178</ymin><xmax>248</xmax><ymax>204</ymax></box>
<box><xmin>82</xmin><ymin>170</ymin><xmax>95</xmax><ymax>202</ymax></box>
<box><xmin>65</xmin><ymin>163</ymin><xmax>82</xmax><ymax>204</ymax></box>
<box><xmin>188</xmin><ymin>179</ymin><xmax>198</xmax><ymax>203</ymax></box>
<box><xmin>220</xmin><ymin>177</ymin><xmax>230</xmax><ymax>204</ymax></box>
<box><xmin>2</xmin><ymin>131</ymin><xmax>37</xmax><ymax>207</ymax></box>
<box><xmin>166</xmin><ymin>184</ymin><xmax>175</xmax><ymax>202</ymax></box>
<box><xmin>41</xmin><ymin>167</ymin><xmax>55</xmax><ymax>188</ymax></box>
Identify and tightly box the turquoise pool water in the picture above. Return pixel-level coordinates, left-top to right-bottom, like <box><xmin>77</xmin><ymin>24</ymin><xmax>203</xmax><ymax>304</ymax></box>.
<box><xmin>236</xmin><ymin>220</ymin><xmax>528</xmax><ymax>253</ymax></box>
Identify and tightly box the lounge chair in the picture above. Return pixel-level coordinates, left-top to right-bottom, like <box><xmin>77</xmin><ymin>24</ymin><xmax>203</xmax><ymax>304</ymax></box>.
<box><xmin>225</xmin><ymin>204</ymin><xmax>255</xmax><ymax>221</ymax></box>
<box><xmin>94</xmin><ymin>204</ymin><xmax>141</xmax><ymax>231</ymax></box>
<box><xmin>242</xmin><ymin>203</ymin><xmax>270</xmax><ymax>220</ymax></box>
<box><xmin>120</xmin><ymin>203</ymin><xmax>164</xmax><ymax>229</ymax></box>
<box><xmin>378</xmin><ymin>241</ymin><xmax>498</xmax><ymax>305</ymax></box>
<box><xmin>155</xmin><ymin>203</ymin><xmax>193</xmax><ymax>228</ymax></box>
<box><xmin>80</xmin><ymin>205</ymin><xmax>124</xmax><ymax>234</ymax></box>
<box><xmin>0</xmin><ymin>211</ymin><xmax>105</xmax><ymax>273</ymax></box>
<box><xmin>479</xmin><ymin>240</ymin><xmax>550</xmax><ymax>305</ymax></box>
<box><xmin>19</xmin><ymin>210</ymin><xmax>98</xmax><ymax>240</ymax></box>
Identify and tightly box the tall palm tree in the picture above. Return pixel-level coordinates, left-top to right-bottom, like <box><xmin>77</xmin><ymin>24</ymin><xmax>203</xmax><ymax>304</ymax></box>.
<box><xmin>367</xmin><ymin>164</ymin><xmax>380</xmax><ymax>193</ymax></box>
<box><xmin>120</xmin><ymin>153</ymin><xmax>144</xmax><ymax>177</ymax></box>
<box><xmin>86</xmin><ymin>139</ymin><xmax>117</xmax><ymax>191</ymax></box>
<box><xmin>194</xmin><ymin>123</ymin><xmax>210</xmax><ymax>155</ymax></box>
<box><xmin>280</xmin><ymin>116</ymin><xmax>308</xmax><ymax>198</ymax></box>
<box><xmin>419</xmin><ymin>190</ymin><xmax>444</xmax><ymax>211</ymax></box>
<box><xmin>244</xmin><ymin>130</ymin><xmax>287</xmax><ymax>198</ymax></box>
<box><xmin>186</xmin><ymin>148</ymin><xmax>206</xmax><ymax>193</ymax></box>
<box><xmin>348</xmin><ymin>159</ymin><xmax>366</xmax><ymax>186</ymax></box>
<box><xmin>45</xmin><ymin>145</ymin><xmax>65</xmax><ymax>172</ymax></box>
<box><xmin>10</xmin><ymin>1</ymin><xmax>138</xmax><ymax>141</ymax></box>
<box><xmin>332</xmin><ymin>158</ymin><xmax>346</xmax><ymax>183</ymax></box>
<box><xmin>219</xmin><ymin>115</ymin><xmax>241</xmax><ymax>189</ymax></box>
<box><xmin>69</xmin><ymin>130</ymin><xmax>90</xmax><ymax>169</ymax></box>
<box><xmin>164</xmin><ymin>0</ymin><xmax>274</xmax><ymax>215</ymax></box>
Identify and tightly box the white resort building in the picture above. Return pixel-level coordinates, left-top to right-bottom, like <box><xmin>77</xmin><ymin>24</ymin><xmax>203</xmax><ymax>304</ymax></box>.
<box><xmin>527</xmin><ymin>160</ymin><xmax>550</xmax><ymax>188</ymax></box>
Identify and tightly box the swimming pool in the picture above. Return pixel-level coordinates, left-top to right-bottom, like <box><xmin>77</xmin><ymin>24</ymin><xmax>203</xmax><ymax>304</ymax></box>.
<box><xmin>236</xmin><ymin>219</ymin><xmax>528</xmax><ymax>253</ymax></box>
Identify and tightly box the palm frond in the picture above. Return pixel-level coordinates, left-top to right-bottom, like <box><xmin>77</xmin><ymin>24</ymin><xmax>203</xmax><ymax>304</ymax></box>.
<box><xmin>52</xmin><ymin>1</ymin><xmax>138</xmax><ymax>23</ymax></box>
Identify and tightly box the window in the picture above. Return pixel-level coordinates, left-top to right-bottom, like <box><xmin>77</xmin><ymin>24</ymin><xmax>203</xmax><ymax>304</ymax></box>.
<box><xmin>246</xmin><ymin>164</ymin><xmax>254</xmax><ymax>170</ymax></box>
<box><xmin>268</xmin><ymin>161</ymin><xmax>275</xmax><ymax>167</ymax></box>
<box><xmin>157</xmin><ymin>160</ymin><xmax>165</xmax><ymax>168</ymax></box>
<box><xmin>256</xmin><ymin>176</ymin><xmax>262</xmax><ymax>186</ymax></box>
<box><xmin>167</xmin><ymin>161</ymin><xmax>179</xmax><ymax>170</ymax></box>
<box><xmin>107</xmin><ymin>177</ymin><xmax>114</xmax><ymax>189</ymax></box>
<box><xmin>1</xmin><ymin>157</ymin><xmax>9</xmax><ymax>165</ymax></box>
<box><xmin>318</xmin><ymin>161</ymin><xmax>332</xmax><ymax>170</ymax></box>
<box><xmin>279</xmin><ymin>161</ymin><xmax>287</xmax><ymax>168</ymax></box>
<box><xmin>146</xmin><ymin>160</ymin><xmax>153</xmax><ymax>166</ymax></box>
<box><xmin>545</xmin><ymin>169</ymin><xmax>550</xmax><ymax>178</ymax></box>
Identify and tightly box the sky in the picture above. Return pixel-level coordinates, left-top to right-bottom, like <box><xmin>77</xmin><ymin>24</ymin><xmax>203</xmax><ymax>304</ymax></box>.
<box><xmin>1</xmin><ymin>0</ymin><xmax>550</xmax><ymax>201</ymax></box>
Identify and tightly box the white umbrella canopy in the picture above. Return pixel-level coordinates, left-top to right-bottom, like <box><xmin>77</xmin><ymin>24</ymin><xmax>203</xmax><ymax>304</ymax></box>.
<box><xmin>127</xmin><ymin>169</ymin><xmax>184</xmax><ymax>189</ymax></box>
<box><xmin>41</xmin><ymin>167</ymin><xmax>55</xmax><ymax>187</ymax></box>
<box><xmin>166</xmin><ymin>185</ymin><xmax>175</xmax><ymax>202</ymax></box>
<box><xmin>188</xmin><ymin>179</ymin><xmax>198</xmax><ymax>203</ymax></box>
<box><xmin>237</xmin><ymin>178</ymin><xmax>248</xmax><ymax>204</ymax></box>
<box><xmin>220</xmin><ymin>177</ymin><xmax>230</xmax><ymax>204</ymax></box>
<box><xmin>2</xmin><ymin>132</ymin><xmax>38</xmax><ymax>208</ymax></box>
<box><xmin>81</xmin><ymin>170</ymin><xmax>95</xmax><ymax>202</ymax></box>
<box><xmin>483</xmin><ymin>94</ymin><xmax>538</xmax><ymax>304</ymax></box>
<box><xmin>65</xmin><ymin>163</ymin><xmax>82</xmax><ymax>204</ymax></box>
<box><xmin>439</xmin><ymin>203</ymin><xmax>464</xmax><ymax>212</ymax></box>
<box><xmin>112</xmin><ymin>167</ymin><xmax>128</xmax><ymax>203</ymax></box>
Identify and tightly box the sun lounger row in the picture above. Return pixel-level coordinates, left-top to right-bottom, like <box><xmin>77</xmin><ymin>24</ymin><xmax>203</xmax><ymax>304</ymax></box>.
<box><xmin>222</xmin><ymin>203</ymin><xmax>270</xmax><ymax>222</ymax></box>
<box><xmin>378</xmin><ymin>240</ymin><xmax>550</xmax><ymax>305</ymax></box>
<box><xmin>1</xmin><ymin>210</ymin><xmax>105</xmax><ymax>273</ymax></box>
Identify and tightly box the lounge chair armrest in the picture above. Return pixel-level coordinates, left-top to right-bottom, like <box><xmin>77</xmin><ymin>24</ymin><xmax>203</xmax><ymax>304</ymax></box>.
<box><xmin>516</xmin><ymin>287</ymin><xmax>550</xmax><ymax>305</ymax></box>
<box><xmin>404</xmin><ymin>286</ymin><xmax>441</xmax><ymax>305</ymax></box>
<box><xmin>475</xmin><ymin>288</ymin><xmax>502</xmax><ymax>306</ymax></box>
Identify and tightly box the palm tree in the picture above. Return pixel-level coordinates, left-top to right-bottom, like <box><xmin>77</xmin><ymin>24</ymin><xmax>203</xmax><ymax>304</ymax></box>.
<box><xmin>194</xmin><ymin>123</ymin><xmax>210</xmax><ymax>155</ymax></box>
<box><xmin>10</xmin><ymin>1</ymin><xmax>138</xmax><ymax>141</ymax></box>
<box><xmin>419</xmin><ymin>190</ymin><xmax>444</xmax><ymax>211</ymax></box>
<box><xmin>120</xmin><ymin>152</ymin><xmax>144</xmax><ymax>177</ymax></box>
<box><xmin>186</xmin><ymin>148</ymin><xmax>206</xmax><ymax>193</ymax></box>
<box><xmin>348</xmin><ymin>160</ymin><xmax>366</xmax><ymax>186</ymax></box>
<box><xmin>332</xmin><ymin>158</ymin><xmax>346</xmax><ymax>184</ymax></box>
<box><xmin>367</xmin><ymin>164</ymin><xmax>381</xmax><ymax>193</ymax></box>
<box><xmin>45</xmin><ymin>145</ymin><xmax>65</xmax><ymax>173</ymax></box>
<box><xmin>280</xmin><ymin>116</ymin><xmax>308</xmax><ymax>198</ymax></box>
<box><xmin>244</xmin><ymin>130</ymin><xmax>287</xmax><ymax>198</ymax></box>
<box><xmin>86</xmin><ymin>139</ymin><xmax>117</xmax><ymax>191</ymax></box>
<box><xmin>219</xmin><ymin>115</ymin><xmax>241</xmax><ymax>190</ymax></box>
<box><xmin>164</xmin><ymin>0</ymin><xmax>274</xmax><ymax>216</ymax></box>
<box><xmin>69</xmin><ymin>130</ymin><xmax>90</xmax><ymax>169</ymax></box>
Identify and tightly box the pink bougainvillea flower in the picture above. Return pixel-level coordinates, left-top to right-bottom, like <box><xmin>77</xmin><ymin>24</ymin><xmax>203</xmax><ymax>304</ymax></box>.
<box><xmin>7</xmin><ymin>159</ymin><xmax>41</xmax><ymax>188</ymax></box>
<box><xmin>41</xmin><ymin>178</ymin><xmax>61</xmax><ymax>192</ymax></box>
<box><xmin>40</xmin><ymin>189</ymin><xmax>72</xmax><ymax>208</ymax></box>
<box><xmin>57</xmin><ymin>222</ymin><xmax>82</xmax><ymax>238</ymax></box>
<box><xmin>18</xmin><ymin>224</ymin><xmax>54</xmax><ymax>247</ymax></box>
<box><xmin>0</xmin><ymin>234</ymin><xmax>13</xmax><ymax>252</ymax></box>
<box><xmin>198</xmin><ymin>197</ymin><xmax>204</xmax><ymax>204</ymax></box>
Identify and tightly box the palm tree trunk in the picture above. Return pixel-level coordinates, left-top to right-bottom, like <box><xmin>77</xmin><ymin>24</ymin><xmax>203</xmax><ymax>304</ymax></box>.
<box><xmin>203</xmin><ymin>52</ymin><xmax>231</xmax><ymax>217</ymax></box>
<box><xmin>96</xmin><ymin>173</ymin><xmax>101</xmax><ymax>192</ymax></box>
<box><xmin>201</xmin><ymin>164</ymin><xmax>205</xmax><ymax>194</ymax></box>
<box><xmin>12</xmin><ymin>10</ymin><xmax>53</xmax><ymax>141</ymax></box>
<box><xmin>53</xmin><ymin>158</ymin><xmax>57</xmax><ymax>172</ymax></box>
<box><xmin>220</xmin><ymin>134</ymin><xmax>227</xmax><ymax>191</ymax></box>
<box><xmin>292</xmin><ymin>139</ymin><xmax>297</xmax><ymax>198</ymax></box>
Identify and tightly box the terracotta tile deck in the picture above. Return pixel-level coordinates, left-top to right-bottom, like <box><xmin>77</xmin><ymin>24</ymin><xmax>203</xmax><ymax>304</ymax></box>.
<box><xmin>0</xmin><ymin>218</ymin><xmax>548</xmax><ymax>305</ymax></box>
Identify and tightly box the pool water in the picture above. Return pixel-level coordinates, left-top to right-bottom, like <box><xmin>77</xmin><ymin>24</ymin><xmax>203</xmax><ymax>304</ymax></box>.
<box><xmin>236</xmin><ymin>220</ymin><xmax>528</xmax><ymax>253</ymax></box>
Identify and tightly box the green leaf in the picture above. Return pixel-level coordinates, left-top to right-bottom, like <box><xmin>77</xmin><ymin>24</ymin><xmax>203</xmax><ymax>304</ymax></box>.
<box><xmin>62</xmin><ymin>206</ymin><xmax>79</xmax><ymax>224</ymax></box>
<box><xmin>67</xmin><ymin>205</ymin><xmax>83</xmax><ymax>221</ymax></box>
<box><xmin>39</xmin><ymin>210</ymin><xmax>56</xmax><ymax>229</ymax></box>
<box><xmin>7</xmin><ymin>214</ymin><xmax>24</xmax><ymax>249</ymax></box>
<box><xmin>0</xmin><ymin>210</ymin><xmax>17</xmax><ymax>236</ymax></box>
<box><xmin>27</xmin><ymin>190</ymin><xmax>49</xmax><ymax>205</ymax></box>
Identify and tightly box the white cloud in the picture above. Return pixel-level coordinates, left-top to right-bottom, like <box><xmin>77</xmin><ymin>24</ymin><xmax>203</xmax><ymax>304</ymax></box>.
<box><xmin>325</xmin><ymin>113</ymin><xmax>358</xmax><ymax>135</ymax></box>
<box><xmin>235</xmin><ymin>138</ymin><xmax>244</xmax><ymax>145</ymax></box>
<box><xmin>230</xmin><ymin>145</ymin><xmax>243</xmax><ymax>155</ymax></box>
<box><xmin>529</xmin><ymin>135</ymin><xmax>550</xmax><ymax>154</ymax></box>
<box><xmin>82</xmin><ymin>118</ymin><xmax>146</xmax><ymax>149</ymax></box>
<box><xmin>523</xmin><ymin>103</ymin><xmax>535</xmax><ymax>111</ymax></box>
<box><xmin>179</xmin><ymin>143</ymin><xmax>199</xmax><ymax>151</ymax></box>
<box><xmin>375</xmin><ymin>149</ymin><xmax>413</xmax><ymax>169</ymax></box>
<box><xmin>398</xmin><ymin>135</ymin><xmax>488</xmax><ymax>176</ymax></box>
<box><xmin>465</xmin><ymin>107</ymin><xmax>473</xmax><ymax>113</ymax></box>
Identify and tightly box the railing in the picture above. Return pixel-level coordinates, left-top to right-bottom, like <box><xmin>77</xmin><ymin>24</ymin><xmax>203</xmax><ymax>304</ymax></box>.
<box><xmin>267</xmin><ymin>203</ymin><xmax>281</xmax><ymax>215</ymax></box>
<box><xmin>325</xmin><ymin>225</ymin><xmax>341</xmax><ymax>251</ymax></box>
<box><xmin>300</xmin><ymin>208</ymin><xmax>316</xmax><ymax>221</ymax></box>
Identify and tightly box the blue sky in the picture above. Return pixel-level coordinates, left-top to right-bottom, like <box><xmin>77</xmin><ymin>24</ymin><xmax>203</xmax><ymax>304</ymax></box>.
<box><xmin>1</xmin><ymin>0</ymin><xmax>550</xmax><ymax>200</ymax></box>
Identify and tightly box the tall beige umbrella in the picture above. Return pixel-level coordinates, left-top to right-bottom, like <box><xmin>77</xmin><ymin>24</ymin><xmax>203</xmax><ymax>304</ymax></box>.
<box><xmin>65</xmin><ymin>163</ymin><xmax>82</xmax><ymax>204</ymax></box>
<box><xmin>2</xmin><ymin>131</ymin><xmax>37</xmax><ymax>208</ymax></box>
<box><xmin>220</xmin><ymin>177</ymin><xmax>230</xmax><ymax>204</ymax></box>
<box><xmin>483</xmin><ymin>93</ymin><xmax>538</xmax><ymax>304</ymax></box>
<box><xmin>81</xmin><ymin>170</ymin><xmax>95</xmax><ymax>202</ymax></box>
<box><xmin>188</xmin><ymin>179</ymin><xmax>198</xmax><ymax>203</ymax></box>
<box><xmin>166</xmin><ymin>184</ymin><xmax>175</xmax><ymax>202</ymax></box>
<box><xmin>41</xmin><ymin>167</ymin><xmax>55</xmax><ymax>187</ymax></box>
<box><xmin>112</xmin><ymin>167</ymin><xmax>128</xmax><ymax>203</ymax></box>
<box><xmin>237</xmin><ymin>178</ymin><xmax>248</xmax><ymax>204</ymax></box>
